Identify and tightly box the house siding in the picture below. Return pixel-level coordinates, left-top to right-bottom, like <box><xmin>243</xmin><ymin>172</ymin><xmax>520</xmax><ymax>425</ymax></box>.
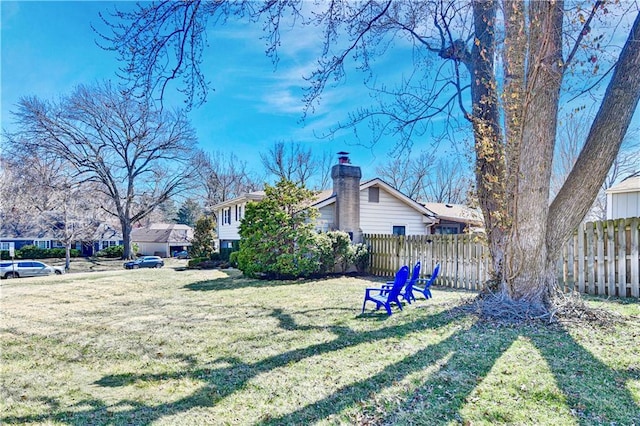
<box><xmin>137</xmin><ymin>242</ymin><xmax>168</xmax><ymax>257</ymax></box>
<box><xmin>216</xmin><ymin>202</ymin><xmax>244</xmax><ymax>242</ymax></box>
<box><xmin>317</xmin><ymin>205</ymin><xmax>335</xmax><ymax>232</ymax></box>
<box><xmin>607</xmin><ymin>192</ymin><xmax>640</xmax><ymax>220</ymax></box>
<box><xmin>359</xmin><ymin>187</ymin><xmax>428</xmax><ymax>235</ymax></box>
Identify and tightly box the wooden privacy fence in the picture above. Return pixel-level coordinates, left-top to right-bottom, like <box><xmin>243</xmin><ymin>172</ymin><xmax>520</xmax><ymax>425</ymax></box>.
<box><xmin>363</xmin><ymin>217</ymin><xmax>640</xmax><ymax>298</ymax></box>
<box><xmin>558</xmin><ymin>218</ymin><xmax>639</xmax><ymax>298</ymax></box>
<box><xmin>363</xmin><ymin>233</ymin><xmax>491</xmax><ymax>292</ymax></box>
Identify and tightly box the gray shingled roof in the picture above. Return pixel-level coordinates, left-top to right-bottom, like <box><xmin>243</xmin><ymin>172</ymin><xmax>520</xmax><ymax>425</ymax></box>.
<box><xmin>131</xmin><ymin>224</ymin><xmax>193</xmax><ymax>244</ymax></box>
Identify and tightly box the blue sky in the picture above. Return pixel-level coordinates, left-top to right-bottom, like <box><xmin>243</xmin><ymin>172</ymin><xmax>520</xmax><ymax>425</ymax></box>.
<box><xmin>1</xmin><ymin>1</ymin><xmax>440</xmax><ymax>181</ymax></box>
<box><xmin>2</xmin><ymin>2</ymin><xmax>638</xmax><ymax>187</ymax></box>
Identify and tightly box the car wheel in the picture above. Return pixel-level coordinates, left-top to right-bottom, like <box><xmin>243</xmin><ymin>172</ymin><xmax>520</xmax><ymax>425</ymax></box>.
<box><xmin>133</xmin><ymin>265</ymin><xmax>140</xmax><ymax>269</ymax></box>
<box><xmin>5</xmin><ymin>272</ymin><xmax>19</xmax><ymax>279</ymax></box>
<box><xmin>55</xmin><ymin>270</ymin><xmax>62</xmax><ymax>275</ymax></box>
<box><xmin>155</xmin><ymin>264</ymin><xmax>162</xmax><ymax>268</ymax></box>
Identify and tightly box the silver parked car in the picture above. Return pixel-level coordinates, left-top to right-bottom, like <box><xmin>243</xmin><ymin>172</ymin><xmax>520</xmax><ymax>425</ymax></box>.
<box><xmin>0</xmin><ymin>260</ymin><xmax>65</xmax><ymax>279</ymax></box>
<box><xmin>123</xmin><ymin>256</ymin><xmax>164</xmax><ymax>269</ymax></box>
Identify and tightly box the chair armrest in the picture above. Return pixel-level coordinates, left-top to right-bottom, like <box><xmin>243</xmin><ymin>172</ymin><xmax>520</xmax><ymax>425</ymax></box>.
<box><xmin>364</xmin><ymin>287</ymin><xmax>385</xmax><ymax>297</ymax></box>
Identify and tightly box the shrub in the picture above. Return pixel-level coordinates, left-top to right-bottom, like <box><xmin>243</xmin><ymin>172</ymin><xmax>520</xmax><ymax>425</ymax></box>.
<box><xmin>13</xmin><ymin>245</ymin><xmax>80</xmax><ymax>259</ymax></box>
<box><xmin>228</xmin><ymin>251</ymin><xmax>239</xmax><ymax>268</ymax></box>
<box><xmin>187</xmin><ymin>257</ymin><xmax>209</xmax><ymax>268</ymax></box>
<box><xmin>350</xmin><ymin>243</ymin><xmax>370</xmax><ymax>273</ymax></box>
<box><xmin>190</xmin><ymin>216</ymin><xmax>216</xmax><ymax>258</ymax></box>
<box><xmin>237</xmin><ymin>179</ymin><xmax>321</xmax><ymax>279</ymax></box>
<box><xmin>96</xmin><ymin>245</ymin><xmax>124</xmax><ymax>258</ymax></box>
<box><xmin>315</xmin><ymin>231</ymin><xmax>352</xmax><ymax>273</ymax></box>
<box><xmin>188</xmin><ymin>257</ymin><xmax>230</xmax><ymax>269</ymax></box>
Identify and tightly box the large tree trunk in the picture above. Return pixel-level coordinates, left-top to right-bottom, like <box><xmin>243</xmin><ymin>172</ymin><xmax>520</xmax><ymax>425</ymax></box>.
<box><xmin>503</xmin><ymin>1</ymin><xmax>564</xmax><ymax>305</ymax></box>
<box><xmin>65</xmin><ymin>243</ymin><xmax>72</xmax><ymax>271</ymax></box>
<box><xmin>120</xmin><ymin>218</ymin><xmax>134</xmax><ymax>260</ymax></box>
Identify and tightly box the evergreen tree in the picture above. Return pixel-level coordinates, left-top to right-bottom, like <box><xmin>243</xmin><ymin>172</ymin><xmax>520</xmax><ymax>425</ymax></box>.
<box><xmin>237</xmin><ymin>179</ymin><xmax>319</xmax><ymax>279</ymax></box>
<box><xmin>190</xmin><ymin>216</ymin><xmax>216</xmax><ymax>258</ymax></box>
<box><xmin>176</xmin><ymin>199</ymin><xmax>201</xmax><ymax>227</ymax></box>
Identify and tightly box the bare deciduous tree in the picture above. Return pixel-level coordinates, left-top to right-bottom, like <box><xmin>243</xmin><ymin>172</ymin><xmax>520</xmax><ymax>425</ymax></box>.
<box><xmin>0</xmin><ymin>151</ymin><xmax>106</xmax><ymax>268</ymax></box>
<box><xmin>198</xmin><ymin>151</ymin><xmax>262</xmax><ymax>213</ymax></box>
<box><xmin>375</xmin><ymin>150</ymin><xmax>435</xmax><ymax>200</ymax></box>
<box><xmin>7</xmin><ymin>82</ymin><xmax>200</xmax><ymax>259</ymax></box>
<box><xmin>260</xmin><ymin>141</ymin><xmax>334</xmax><ymax>189</ymax></box>
<box><xmin>260</xmin><ymin>141</ymin><xmax>313</xmax><ymax>187</ymax></box>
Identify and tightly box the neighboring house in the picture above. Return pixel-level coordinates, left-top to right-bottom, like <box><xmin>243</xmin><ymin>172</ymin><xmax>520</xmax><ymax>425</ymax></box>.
<box><xmin>212</xmin><ymin>154</ymin><xmax>442</xmax><ymax>249</ymax></box>
<box><xmin>606</xmin><ymin>175</ymin><xmax>640</xmax><ymax>220</ymax></box>
<box><xmin>131</xmin><ymin>223</ymin><xmax>193</xmax><ymax>257</ymax></box>
<box><xmin>0</xmin><ymin>224</ymin><xmax>123</xmax><ymax>257</ymax></box>
<box><xmin>0</xmin><ymin>236</ymin><xmax>65</xmax><ymax>254</ymax></box>
<box><xmin>421</xmin><ymin>203</ymin><xmax>484</xmax><ymax>235</ymax></box>
<box><xmin>82</xmin><ymin>223</ymin><xmax>124</xmax><ymax>256</ymax></box>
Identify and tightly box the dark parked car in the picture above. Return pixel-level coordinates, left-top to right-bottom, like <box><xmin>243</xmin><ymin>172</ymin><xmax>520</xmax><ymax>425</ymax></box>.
<box><xmin>123</xmin><ymin>256</ymin><xmax>164</xmax><ymax>269</ymax></box>
<box><xmin>173</xmin><ymin>250</ymin><xmax>190</xmax><ymax>259</ymax></box>
<box><xmin>0</xmin><ymin>261</ymin><xmax>65</xmax><ymax>279</ymax></box>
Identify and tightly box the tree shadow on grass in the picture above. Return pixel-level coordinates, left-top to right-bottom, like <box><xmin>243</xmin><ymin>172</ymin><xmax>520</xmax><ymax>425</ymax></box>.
<box><xmin>2</xmin><ymin>304</ymin><xmax>638</xmax><ymax>425</ymax></box>
<box><xmin>183</xmin><ymin>270</ymin><xmax>348</xmax><ymax>292</ymax></box>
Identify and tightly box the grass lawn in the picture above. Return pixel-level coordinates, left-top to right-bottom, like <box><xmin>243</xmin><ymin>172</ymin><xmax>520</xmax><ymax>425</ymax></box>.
<box><xmin>1</xmin><ymin>267</ymin><xmax>639</xmax><ymax>425</ymax></box>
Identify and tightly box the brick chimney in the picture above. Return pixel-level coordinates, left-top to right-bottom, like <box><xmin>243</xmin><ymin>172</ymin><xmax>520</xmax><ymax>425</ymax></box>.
<box><xmin>331</xmin><ymin>152</ymin><xmax>362</xmax><ymax>243</ymax></box>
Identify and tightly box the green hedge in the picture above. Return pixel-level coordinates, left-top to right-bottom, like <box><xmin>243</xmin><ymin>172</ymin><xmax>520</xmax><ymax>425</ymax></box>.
<box><xmin>0</xmin><ymin>245</ymin><xmax>81</xmax><ymax>260</ymax></box>
<box><xmin>95</xmin><ymin>245</ymin><xmax>124</xmax><ymax>258</ymax></box>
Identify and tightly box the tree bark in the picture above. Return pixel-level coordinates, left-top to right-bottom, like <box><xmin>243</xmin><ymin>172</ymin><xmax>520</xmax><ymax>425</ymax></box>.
<box><xmin>469</xmin><ymin>0</ymin><xmax>508</xmax><ymax>284</ymax></box>
<box><xmin>502</xmin><ymin>1</ymin><xmax>564</xmax><ymax>305</ymax></box>
<box><xmin>65</xmin><ymin>244</ymin><xmax>71</xmax><ymax>271</ymax></box>
<box><xmin>121</xmin><ymin>219</ymin><xmax>134</xmax><ymax>260</ymax></box>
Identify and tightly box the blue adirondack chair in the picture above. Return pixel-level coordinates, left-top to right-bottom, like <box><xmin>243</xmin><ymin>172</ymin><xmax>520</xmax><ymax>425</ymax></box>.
<box><xmin>382</xmin><ymin>261</ymin><xmax>421</xmax><ymax>304</ymax></box>
<box><xmin>362</xmin><ymin>265</ymin><xmax>410</xmax><ymax>315</ymax></box>
<box><xmin>412</xmin><ymin>263</ymin><xmax>440</xmax><ymax>300</ymax></box>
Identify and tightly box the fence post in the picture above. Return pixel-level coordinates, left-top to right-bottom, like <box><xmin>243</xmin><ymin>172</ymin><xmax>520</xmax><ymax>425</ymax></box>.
<box><xmin>617</xmin><ymin>219</ymin><xmax>627</xmax><ymax>297</ymax></box>
<box><xmin>607</xmin><ymin>220</ymin><xmax>616</xmax><ymax>297</ymax></box>
<box><xmin>596</xmin><ymin>221</ymin><xmax>605</xmax><ymax>296</ymax></box>
<box><xmin>630</xmin><ymin>218</ymin><xmax>639</xmax><ymax>297</ymax></box>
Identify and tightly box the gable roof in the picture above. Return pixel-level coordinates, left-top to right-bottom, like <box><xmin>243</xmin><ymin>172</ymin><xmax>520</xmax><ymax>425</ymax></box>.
<box><xmin>422</xmin><ymin>203</ymin><xmax>484</xmax><ymax>226</ymax></box>
<box><xmin>210</xmin><ymin>178</ymin><xmax>439</xmax><ymax>225</ymax></box>
<box><xmin>131</xmin><ymin>223</ymin><xmax>193</xmax><ymax>244</ymax></box>
<box><xmin>313</xmin><ymin>178</ymin><xmax>437</xmax><ymax>224</ymax></box>
<box><xmin>606</xmin><ymin>176</ymin><xmax>640</xmax><ymax>195</ymax></box>
<box><xmin>211</xmin><ymin>192</ymin><xmax>266</xmax><ymax>210</ymax></box>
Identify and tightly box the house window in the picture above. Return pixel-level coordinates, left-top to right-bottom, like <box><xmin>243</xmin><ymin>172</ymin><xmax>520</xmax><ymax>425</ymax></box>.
<box><xmin>0</xmin><ymin>242</ymin><xmax>12</xmax><ymax>251</ymax></box>
<box><xmin>34</xmin><ymin>240</ymin><xmax>50</xmax><ymax>249</ymax></box>
<box><xmin>100</xmin><ymin>240</ymin><xmax>117</xmax><ymax>250</ymax></box>
<box><xmin>235</xmin><ymin>205</ymin><xmax>238</xmax><ymax>221</ymax></box>
<box><xmin>392</xmin><ymin>226</ymin><xmax>406</xmax><ymax>236</ymax></box>
<box><xmin>435</xmin><ymin>225</ymin><xmax>460</xmax><ymax>235</ymax></box>
<box><xmin>368</xmin><ymin>187</ymin><xmax>380</xmax><ymax>203</ymax></box>
<box><xmin>222</xmin><ymin>208</ymin><xmax>232</xmax><ymax>225</ymax></box>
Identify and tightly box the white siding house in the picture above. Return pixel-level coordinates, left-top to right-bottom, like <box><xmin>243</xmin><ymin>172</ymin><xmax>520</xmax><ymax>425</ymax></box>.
<box><xmin>606</xmin><ymin>176</ymin><xmax>640</xmax><ymax>220</ymax></box>
<box><xmin>214</xmin><ymin>192</ymin><xmax>264</xmax><ymax>249</ymax></box>
<box><xmin>211</xmin><ymin>172</ymin><xmax>438</xmax><ymax>249</ymax></box>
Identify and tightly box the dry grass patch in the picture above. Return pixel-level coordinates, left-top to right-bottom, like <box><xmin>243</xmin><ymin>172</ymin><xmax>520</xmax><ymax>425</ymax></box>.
<box><xmin>1</xmin><ymin>269</ymin><xmax>639</xmax><ymax>425</ymax></box>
